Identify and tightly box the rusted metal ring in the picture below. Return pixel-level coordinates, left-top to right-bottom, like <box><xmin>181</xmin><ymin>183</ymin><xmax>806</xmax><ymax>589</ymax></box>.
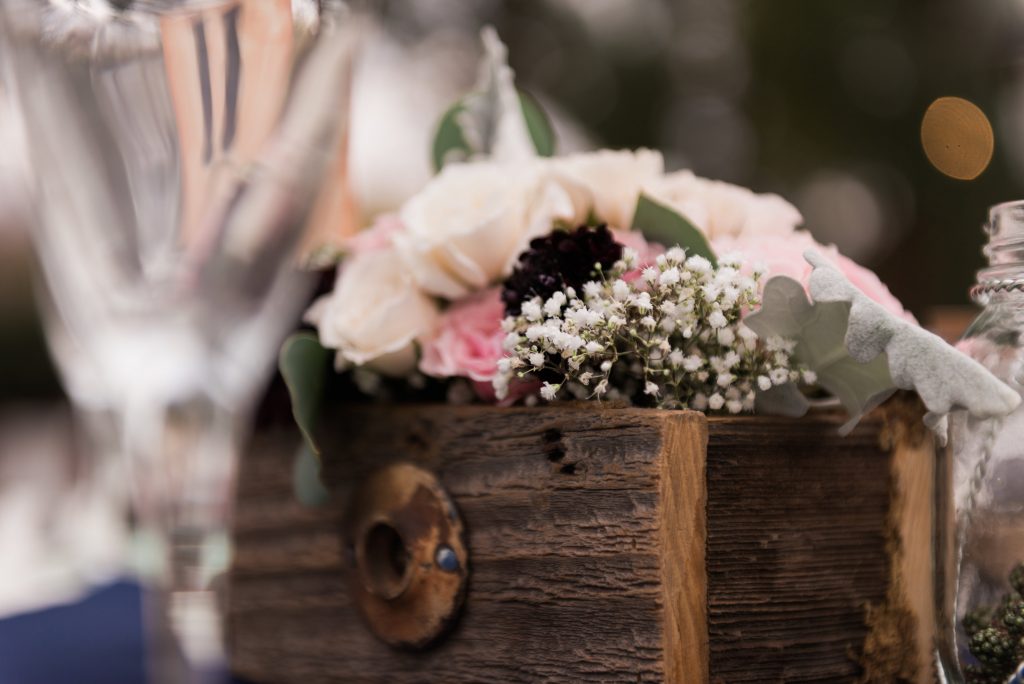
<box><xmin>341</xmin><ymin>463</ymin><xmax>469</xmax><ymax>649</ymax></box>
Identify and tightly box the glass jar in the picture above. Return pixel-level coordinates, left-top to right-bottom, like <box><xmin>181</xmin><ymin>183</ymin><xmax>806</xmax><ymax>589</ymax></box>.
<box><xmin>938</xmin><ymin>201</ymin><xmax>1024</xmax><ymax>683</ymax></box>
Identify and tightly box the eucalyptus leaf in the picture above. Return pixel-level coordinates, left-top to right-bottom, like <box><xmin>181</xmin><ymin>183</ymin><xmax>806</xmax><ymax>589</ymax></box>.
<box><xmin>744</xmin><ymin>274</ymin><xmax>894</xmax><ymax>433</ymax></box>
<box><xmin>293</xmin><ymin>442</ymin><xmax>330</xmax><ymax>508</ymax></box>
<box><xmin>754</xmin><ymin>382</ymin><xmax>811</xmax><ymax>418</ymax></box>
<box><xmin>519</xmin><ymin>90</ymin><xmax>555</xmax><ymax>157</ymax></box>
<box><xmin>279</xmin><ymin>331</ymin><xmax>330</xmax><ymax>456</ymax></box>
<box><xmin>631</xmin><ymin>193</ymin><xmax>717</xmax><ymax>265</ymax></box>
<box><xmin>431</xmin><ymin>102</ymin><xmax>472</xmax><ymax>172</ymax></box>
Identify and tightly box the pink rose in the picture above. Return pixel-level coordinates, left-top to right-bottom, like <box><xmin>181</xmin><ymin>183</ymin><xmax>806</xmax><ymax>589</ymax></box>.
<box><xmin>611</xmin><ymin>229</ymin><xmax>665</xmax><ymax>282</ymax></box>
<box><xmin>419</xmin><ymin>287</ymin><xmax>506</xmax><ymax>384</ymax></box>
<box><xmin>612</xmin><ymin>228</ymin><xmax>664</xmax><ymax>264</ymax></box>
<box><xmin>712</xmin><ymin>231</ymin><xmax>915</xmax><ymax>323</ymax></box>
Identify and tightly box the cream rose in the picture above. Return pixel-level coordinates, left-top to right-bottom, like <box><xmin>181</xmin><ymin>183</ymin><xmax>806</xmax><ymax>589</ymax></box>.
<box><xmin>304</xmin><ymin>248</ymin><xmax>439</xmax><ymax>376</ymax></box>
<box><xmin>546</xmin><ymin>149</ymin><xmax>664</xmax><ymax>229</ymax></box>
<box><xmin>395</xmin><ymin>160</ymin><xmax>583</xmax><ymax>299</ymax></box>
<box><xmin>645</xmin><ymin>170</ymin><xmax>803</xmax><ymax>240</ymax></box>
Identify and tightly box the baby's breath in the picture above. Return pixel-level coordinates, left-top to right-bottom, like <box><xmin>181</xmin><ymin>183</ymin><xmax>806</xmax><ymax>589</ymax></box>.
<box><xmin>493</xmin><ymin>246</ymin><xmax>804</xmax><ymax>412</ymax></box>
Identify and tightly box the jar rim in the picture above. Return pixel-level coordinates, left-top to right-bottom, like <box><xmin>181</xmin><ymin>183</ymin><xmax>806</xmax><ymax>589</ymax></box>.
<box><xmin>979</xmin><ymin>200</ymin><xmax>1024</xmax><ymax>281</ymax></box>
<box><xmin>990</xmin><ymin>199</ymin><xmax>1024</xmax><ymax>215</ymax></box>
<box><xmin>988</xmin><ymin>200</ymin><xmax>1024</xmax><ymax>236</ymax></box>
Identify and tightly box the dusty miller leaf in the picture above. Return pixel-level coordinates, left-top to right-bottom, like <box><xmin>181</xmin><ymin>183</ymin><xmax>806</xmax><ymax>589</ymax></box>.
<box><xmin>746</xmin><ymin>251</ymin><xmax>1021</xmax><ymax>442</ymax></box>
<box><xmin>803</xmin><ymin>250</ymin><xmax>1020</xmax><ymax>443</ymax></box>
<box><xmin>431</xmin><ymin>27</ymin><xmax>554</xmax><ymax>171</ymax></box>
<box><xmin>459</xmin><ymin>27</ymin><xmax>535</xmax><ymax>162</ymax></box>
<box><xmin>431</xmin><ymin>90</ymin><xmax>555</xmax><ymax>172</ymax></box>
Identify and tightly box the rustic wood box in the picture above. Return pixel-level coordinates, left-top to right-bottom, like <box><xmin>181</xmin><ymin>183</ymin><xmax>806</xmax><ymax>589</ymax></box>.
<box><xmin>229</xmin><ymin>397</ymin><xmax>936</xmax><ymax>683</ymax></box>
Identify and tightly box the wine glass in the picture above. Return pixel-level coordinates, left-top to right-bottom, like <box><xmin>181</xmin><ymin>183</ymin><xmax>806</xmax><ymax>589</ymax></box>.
<box><xmin>0</xmin><ymin>1</ymin><xmax>360</xmax><ymax>681</ymax></box>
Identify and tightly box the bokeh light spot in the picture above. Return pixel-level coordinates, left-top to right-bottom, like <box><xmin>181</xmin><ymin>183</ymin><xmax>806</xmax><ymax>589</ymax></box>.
<box><xmin>921</xmin><ymin>96</ymin><xmax>994</xmax><ymax>181</ymax></box>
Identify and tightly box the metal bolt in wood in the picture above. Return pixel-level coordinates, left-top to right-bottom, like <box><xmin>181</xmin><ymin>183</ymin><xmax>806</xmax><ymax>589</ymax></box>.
<box><xmin>341</xmin><ymin>462</ymin><xmax>468</xmax><ymax>649</ymax></box>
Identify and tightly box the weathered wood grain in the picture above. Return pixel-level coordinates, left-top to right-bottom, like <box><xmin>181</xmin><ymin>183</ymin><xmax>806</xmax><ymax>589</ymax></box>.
<box><xmin>231</xmin><ymin>407</ymin><xmax>681</xmax><ymax>683</ymax></box>
<box><xmin>228</xmin><ymin>401</ymin><xmax>932</xmax><ymax>683</ymax></box>
<box><xmin>859</xmin><ymin>400</ymin><xmax>937</xmax><ymax>684</ymax></box>
<box><xmin>659</xmin><ymin>412</ymin><xmax>708</xmax><ymax>683</ymax></box>
<box><xmin>704</xmin><ymin>412</ymin><xmax>892</xmax><ymax>683</ymax></box>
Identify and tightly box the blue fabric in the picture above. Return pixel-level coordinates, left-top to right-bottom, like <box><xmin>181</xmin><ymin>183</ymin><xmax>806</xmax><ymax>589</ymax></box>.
<box><xmin>0</xmin><ymin>581</ymin><xmax>249</xmax><ymax>684</ymax></box>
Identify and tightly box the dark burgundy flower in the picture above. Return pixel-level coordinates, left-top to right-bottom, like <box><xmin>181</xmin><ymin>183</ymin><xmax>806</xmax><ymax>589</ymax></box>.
<box><xmin>502</xmin><ymin>225</ymin><xmax>622</xmax><ymax>315</ymax></box>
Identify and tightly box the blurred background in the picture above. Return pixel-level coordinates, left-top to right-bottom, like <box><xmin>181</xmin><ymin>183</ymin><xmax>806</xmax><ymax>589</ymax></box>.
<box><xmin>5</xmin><ymin>0</ymin><xmax>1024</xmax><ymax>403</ymax></box>
<box><xmin>0</xmin><ymin>0</ymin><xmax>1020</xmax><ymax>647</ymax></box>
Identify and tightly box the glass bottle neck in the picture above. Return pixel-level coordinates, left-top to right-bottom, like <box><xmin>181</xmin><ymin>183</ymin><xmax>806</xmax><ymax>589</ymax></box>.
<box><xmin>975</xmin><ymin>201</ymin><xmax>1024</xmax><ymax>302</ymax></box>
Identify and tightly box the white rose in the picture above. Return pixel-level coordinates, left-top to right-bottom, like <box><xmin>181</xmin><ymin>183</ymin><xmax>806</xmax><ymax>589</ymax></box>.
<box><xmin>546</xmin><ymin>149</ymin><xmax>664</xmax><ymax>229</ymax></box>
<box><xmin>396</xmin><ymin>160</ymin><xmax>583</xmax><ymax>299</ymax></box>
<box><xmin>304</xmin><ymin>248</ymin><xmax>439</xmax><ymax>376</ymax></box>
<box><xmin>645</xmin><ymin>170</ymin><xmax>803</xmax><ymax>240</ymax></box>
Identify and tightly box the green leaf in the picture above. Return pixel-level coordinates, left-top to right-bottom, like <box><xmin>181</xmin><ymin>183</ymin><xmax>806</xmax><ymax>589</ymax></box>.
<box><xmin>278</xmin><ymin>332</ymin><xmax>330</xmax><ymax>456</ymax></box>
<box><xmin>431</xmin><ymin>101</ymin><xmax>472</xmax><ymax>173</ymax></box>
<box><xmin>744</xmin><ymin>275</ymin><xmax>895</xmax><ymax>432</ymax></box>
<box><xmin>631</xmin><ymin>194</ymin><xmax>717</xmax><ymax>266</ymax></box>
<box><xmin>518</xmin><ymin>90</ymin><xmax>555</xmax><ymax>157</ymax></box>
<box><xmin>292</xmin><ymin>442</ymin><xmax>330</xmax><ymax>508</ymax></box>
<box><xmin>790</xmin><ymin>298</ymin><xmax>895</xmax><ymax>422</ymax></box>
<box><xmin>431</xmin><ymin>90</ymin><xmax>556</xmax><ymax>173</ymax></box>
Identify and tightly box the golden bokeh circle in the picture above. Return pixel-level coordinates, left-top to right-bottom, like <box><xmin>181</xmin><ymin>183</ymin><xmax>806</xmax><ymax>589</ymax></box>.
<box><xmin>921</xmin><ymin>96</ymin><xmax>994</xmax><ymax>181</ymax></box>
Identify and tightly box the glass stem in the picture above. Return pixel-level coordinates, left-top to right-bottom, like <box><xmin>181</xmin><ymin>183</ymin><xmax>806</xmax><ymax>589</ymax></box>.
<box><xmin>120</xmin><ymin>391</ymin><xmax>241</xmax><ymax>684</ymax></box>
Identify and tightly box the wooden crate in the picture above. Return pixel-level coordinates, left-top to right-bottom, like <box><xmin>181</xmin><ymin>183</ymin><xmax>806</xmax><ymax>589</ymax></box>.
<box><xmin>229</xmin><ymin>397</ymin><xmax>935</xmax><ymax>683</ymax></box>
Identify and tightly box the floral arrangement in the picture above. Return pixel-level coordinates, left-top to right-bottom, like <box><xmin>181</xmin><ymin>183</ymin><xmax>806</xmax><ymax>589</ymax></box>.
<box><xmin>494</xmin><ymin>233</ymin><xmax>809</xmax><ymax>411</ymax></box>
<box><xmin>304</xmin><ymin>142</ymin><xmax>841</xmax><ymax>412</ymax></box>
<box><xmin>282</xmin><ymin>29</ymin><xmax>1017</xmax><ymax>451</ymax></box>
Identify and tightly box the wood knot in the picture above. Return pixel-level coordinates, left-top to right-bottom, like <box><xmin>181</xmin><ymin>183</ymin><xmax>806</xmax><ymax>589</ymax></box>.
<box><xmin>543</xmin><ymin>428</ymin><xmax>566</xmax><ymax>462</ymax></box>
